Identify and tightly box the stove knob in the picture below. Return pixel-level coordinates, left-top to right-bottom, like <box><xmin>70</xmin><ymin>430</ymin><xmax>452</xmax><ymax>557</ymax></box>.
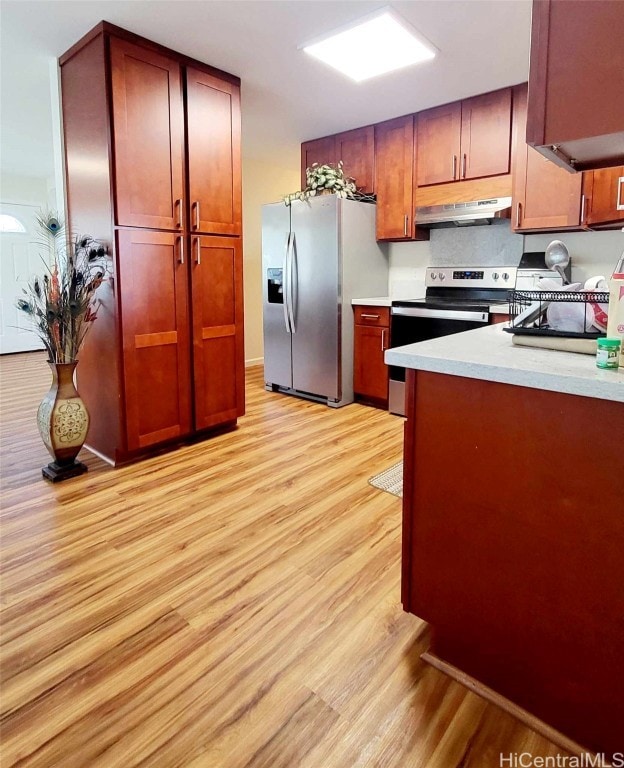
<box><xmin>492</xmin><ymin>272</ymin><xmax>500</xmax><ymax>281</ymax></box>
<box><xmin>502</xmin><ymin>272</ymin><xmax>510</xmax><ymax>281</ymax></box>
<box><xmin>430</xmin><ymin>271</ymin><xmax>437</xmax><ymax>280</ymax></box>
<box><xmin>438</xmin><ymin>272</ymin><xmax>446</xmax><ymax>281</ymax></box>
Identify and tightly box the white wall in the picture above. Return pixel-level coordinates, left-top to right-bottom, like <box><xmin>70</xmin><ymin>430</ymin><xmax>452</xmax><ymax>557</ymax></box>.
<box><xmin>242</xmin><ymin>153</ymin><xmax>300</xmax><ymax>365</ymax></box>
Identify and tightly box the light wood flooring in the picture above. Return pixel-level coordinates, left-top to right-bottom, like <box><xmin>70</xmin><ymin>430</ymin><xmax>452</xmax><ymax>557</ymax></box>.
<box><xmin>0</xmin><ymin>352</ymin><xmax>566</xmax><ymax>767</ymax></box>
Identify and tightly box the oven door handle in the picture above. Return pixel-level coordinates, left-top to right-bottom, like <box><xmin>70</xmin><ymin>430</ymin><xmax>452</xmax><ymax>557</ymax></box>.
<box><xmin>391</xmin><ymin>307</ymin><xmax>489</xmax><ymax>322</ymax></box>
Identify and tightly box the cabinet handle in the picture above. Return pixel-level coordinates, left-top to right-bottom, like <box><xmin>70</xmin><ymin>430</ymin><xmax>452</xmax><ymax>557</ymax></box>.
<box><xmin>361</xmin><ymin>313</ymin><xmax>380</xmax><ymax>320</ymax></box>
<box><xmin>193</xmin><ymin>201</ymin><xmax>200</xmax><ymax>230</ymax></box>
<box><xmin>175</xmin><ymin>198</ymin><xmax>182</xmax><ymax>228</ymax></box>
<box><xmin>617</xmin><ymin>177</ymin><xmax>624</xmax><ymax>211</ymax></box>
<box><xmin>516</xmin><ymin>202</ymin><xmax>522</xmax><ymax>228</ymax></box>
<box><xmin>381</xmin><ymin>329</ymin><xmax>387</xmax><ymax>351</ymax></box>
<box><xmin>403</xmin><ymin>214</ymin><xmax>408</xmax><ymax>237</ymax></box>
<box><xmin>462</xmin><ymin>153</ymin><xmax>467</xmax><ymax>179</ymax></box>
<box><xmin>177</xmin><ymin>235</ymin><xmax>184</xmax><ymax>265</ymax></box>
<box><xmin>580</xmin><ymin>193</ymin><xmax>586</xmax><ymax>225</ymax></box>
<box><xmin>452</xmin><ymin>155</ymin><xmax>457</xmax><ymax>180</ymax></box>
<box><xmin>194</xmin><ymin>237</ymin><xmax>201</xmax><ymax>266</ymax></box>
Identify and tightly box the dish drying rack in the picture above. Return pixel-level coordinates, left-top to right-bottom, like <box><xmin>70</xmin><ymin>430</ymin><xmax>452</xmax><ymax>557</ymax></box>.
<box><xmin>504</xmin><ymin>289</ymin><xmax>610</xmax><ymax>339</ymax></box>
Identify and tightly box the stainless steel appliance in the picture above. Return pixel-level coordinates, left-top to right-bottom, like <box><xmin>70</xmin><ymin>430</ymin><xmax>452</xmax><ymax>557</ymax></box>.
<box><xmin>262</xmin><ymin>196</ymin><xmax>388</xmax><ymax>407</ymax></box>
<box><xmin>388</xmin><ymin>266</ymin><xmax>518</xmax><ymax>415</ymax></box>
<box><xmin>414</xmin><ymin>197</ymin><xmax>512</xmax><ymax>227</ymax></box>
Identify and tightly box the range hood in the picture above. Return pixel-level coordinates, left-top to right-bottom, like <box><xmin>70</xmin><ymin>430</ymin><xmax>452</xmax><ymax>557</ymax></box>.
<box><xmin>415</xmin><ymin>197</ymin><xmax>512</xmax><ymax>227</ymax></box>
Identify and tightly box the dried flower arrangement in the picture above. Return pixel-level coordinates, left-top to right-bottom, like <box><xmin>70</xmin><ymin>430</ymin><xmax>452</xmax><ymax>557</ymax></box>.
<box><xmin>283</xmin><ymin>161</ymin><xmax>357</xmax><ymax>205</ymax></box>
<box><xmin>16</xmin><ymin>212</ymin><xmax>109</xmax><ymax>363</ymax></box>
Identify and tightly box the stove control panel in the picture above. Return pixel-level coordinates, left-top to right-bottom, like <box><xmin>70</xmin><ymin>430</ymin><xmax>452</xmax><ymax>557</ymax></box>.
<box><xmin>426</xmin><ymin>267</ymin><xmax>517</xmax><ymax>289</ymax></box>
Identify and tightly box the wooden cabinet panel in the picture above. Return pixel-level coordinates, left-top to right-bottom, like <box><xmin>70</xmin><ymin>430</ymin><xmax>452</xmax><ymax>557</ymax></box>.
<box><xmin>301</xmin><ymin>136</ymin><xmax>337</xmax><ymax>188</ymax></box>
<box><xmin>353</xmin><ymin>311</ymin><xmax>390</xmax><ymax>405</ymax></box>
<box><xmin>187</xmin><ymin>68</ymin><xmax>241</xmax><ymax>236</ymax></box>
<box><xmin>118</xmin><ymin>230</ymin><xmax>191</xmax><ymax>451</ymax></box>
<box><xmin>460</xmin><ymin>89</ymin><xmax>511</xmax><ymax>180</ymax></box>
<box><xmin>416</xmin><ymin>103</ymin><xmax>461</xmax><ymax>186</ymax></box>
<box><xmin>514</xmin><ymin>144</ymin><xmax>582</xmax><ymax>231</ymax></box>
<box><xmin>527</xmin><ymin>0</ymin><xmax>624</xmax><ymax>171</ymax></box>
<box><xmin>335</xmin><ymin>126</ymin><xmax>375</xmax><ymax>194</ymax></box>
<box><xmin>375</xmin><ymin>116</ymin><xmax>415</xmax><ymax>241</ymax></box>
<box><xmin>191</xmin><ymin>236</ymin><xmax>244</xmax><ymax>430</ymax></box>
<box><xmin>512</xmin><ymin>84</ymin><xmax>583</xmax><ymax>232</ymax></box>
<box><xmin>354</xmin><ymin>306</ymin><xmax>390</xmax><ymax>327</ymax></box>
<box><xmin>110</xmin><ymin>38</ymin><xmax>184</xmax><ymax>230</ymax></box>
<box><xmin>417</xmin><ymin>89</ymin><xmax>512</xmax><ymax>187</ymax></box>
<box><xmin>584</xmin><ymin>166</ymin><xmax>624</xmax><ymax>228</ymax></box>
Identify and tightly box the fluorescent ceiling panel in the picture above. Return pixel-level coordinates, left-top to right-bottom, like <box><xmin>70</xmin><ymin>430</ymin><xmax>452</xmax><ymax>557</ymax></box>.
<box><xmin>303</xmin><ymin>10</ymin><xmax>436</xmax><ymax>82</ymax></box>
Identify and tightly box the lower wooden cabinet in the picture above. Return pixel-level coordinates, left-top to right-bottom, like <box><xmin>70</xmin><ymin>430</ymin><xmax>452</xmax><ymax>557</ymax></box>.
<box><xmin>77</xmin><ymin>230</ymin><xmax>244</xmax><ymax>464</ymax></box>
<box><xmin>190</xmin><ymin>235</ymin><xmax>244</xmax><ymax>430</ymax></box>
<box><xmin>353</xmin><ymin>306</ymin><xmax>390</xmax><ymax>407</ymax></box>
<box><xmin>583</xmin><ymin>166</ymin><xmax>624</xmax><ymax>228</ymax></box>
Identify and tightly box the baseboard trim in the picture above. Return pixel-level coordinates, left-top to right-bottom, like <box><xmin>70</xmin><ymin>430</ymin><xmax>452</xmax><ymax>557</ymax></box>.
<box><xmin>421</xmin><ymin>651</ymin><xmax>590</xmax><ymax>758</ymax></box>
<box><xmin>245</xmin><ymin>357</ymin><xmax>263</xmax><ymax>368</ymax></box>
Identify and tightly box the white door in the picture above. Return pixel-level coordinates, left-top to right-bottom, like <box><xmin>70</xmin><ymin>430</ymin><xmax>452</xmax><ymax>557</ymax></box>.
<box><xmin>0</xmin><ymin>203</ymin><xmax>47</xmax><ymax>354</ymax></box>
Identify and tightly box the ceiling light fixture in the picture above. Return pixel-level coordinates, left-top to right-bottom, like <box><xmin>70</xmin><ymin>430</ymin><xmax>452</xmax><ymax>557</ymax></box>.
<box><xmin>302</xmin><ymin>8</ymin><xmax>437</xmax><ymax>82</ymax></box>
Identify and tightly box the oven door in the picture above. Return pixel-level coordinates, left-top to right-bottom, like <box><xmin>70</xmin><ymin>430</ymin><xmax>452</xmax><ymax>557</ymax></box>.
<box><xmin>389</xmin><ymin>306</ymin><xmax>489</xmax><ymax>415</ymax></box>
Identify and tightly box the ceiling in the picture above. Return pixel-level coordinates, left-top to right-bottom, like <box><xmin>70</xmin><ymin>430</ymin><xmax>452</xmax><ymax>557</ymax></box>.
<box><xmin>0</xmin><ymin>0</ymin><xmax>532</xmax><ymax>179</ymax></box>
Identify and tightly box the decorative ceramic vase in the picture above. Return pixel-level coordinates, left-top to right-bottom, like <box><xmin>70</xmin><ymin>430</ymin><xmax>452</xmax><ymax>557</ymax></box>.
<box><xmin>37</xmin><ymin>361</ymin><xmax>89</xmax><ymax>482</ymax></box>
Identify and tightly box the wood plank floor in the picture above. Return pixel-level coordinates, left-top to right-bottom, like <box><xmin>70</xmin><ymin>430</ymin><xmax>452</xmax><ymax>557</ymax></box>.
<box><xmin>0</xmin><ymin>352</ymin><xmax>567</xmax><ymax>767</ymax></box>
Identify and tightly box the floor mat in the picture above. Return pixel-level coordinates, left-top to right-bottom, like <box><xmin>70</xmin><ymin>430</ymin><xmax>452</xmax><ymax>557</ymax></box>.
<box><xmin>368</xmin><ymin>461</ymin><xmax>403</xmax><ymax>498</ymax></box>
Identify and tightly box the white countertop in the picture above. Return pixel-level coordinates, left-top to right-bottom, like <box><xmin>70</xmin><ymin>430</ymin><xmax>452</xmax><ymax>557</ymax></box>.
<box><xmin>352</xmin><ymin>297</ymin><xmax>391</xmax><ymax>307</ymax></box>
<box><xmin>385</xmin><ymin>323</ymin><xmax>624</xmax><ymax>403</ymax></box>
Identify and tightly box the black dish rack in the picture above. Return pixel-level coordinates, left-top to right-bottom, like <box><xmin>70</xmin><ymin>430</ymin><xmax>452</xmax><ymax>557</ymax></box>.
<box><xmin>504</xmin><ymin>289</ymin><xmax>610</xmax><ymax>339</ymax></box>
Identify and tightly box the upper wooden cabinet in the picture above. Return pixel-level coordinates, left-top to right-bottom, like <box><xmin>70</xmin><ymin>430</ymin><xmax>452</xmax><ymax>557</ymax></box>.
<box><xmin>417</xmin><ymin>88</ymin><xmax>512</xmax><ymax>186</ymax></box>
<box><xmin>187</xmin><ymin>68</ymin><xmax>242</xmax><ymax>236</ymax></box>
<box><xmin>374</xmin><ymin>116</ymin><xmax>416</xmax><ymax>241</ymax></box>
<box><xmin>60</xmin><ymin>22</ymin><xmax>244</xmax><ymax>464</ymax></box>
<box><xmin>300</xmin><ymin>126</ymin><xmax>374</xmax><ymax>194</ymax></box>
<box><xmin>583</xmin><ymin>167</ymin><xmax>624</xmax><ymax>229</ymax></box>
<box><xmin>512</xmin><ymin>84</ymin><xmax>583</xmax><ymax>232</ymax></box>
<box><xmin>527</xmin><ymin>0</ymin><xmax>624</xmax><ymax>172</ymax></box>
<box><xmin>111</xmin><ymin>39</ymin><xmax>185</xmax><ymax>231</ymax></box>
<box><xmin>335</xmin><ymin>127</ymin><xmax>375</xmax><ymax>194</ymax></box>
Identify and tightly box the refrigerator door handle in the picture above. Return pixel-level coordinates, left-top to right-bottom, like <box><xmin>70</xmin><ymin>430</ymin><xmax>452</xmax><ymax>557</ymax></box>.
<box><xmin>283</xmin><ymin>232</ymin><xmax>292</xmax><ymax>333</ymax></box>
<box><xmin>287</xmin><ymin>232</ymin><xmax>297</xmax><ymax>333</ymax></box>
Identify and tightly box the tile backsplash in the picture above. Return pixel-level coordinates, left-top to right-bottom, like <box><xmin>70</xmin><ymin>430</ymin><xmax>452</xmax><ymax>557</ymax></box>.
<box><xmin>388</xmin><ymin>222</ymin><xmax>624</xmax><ymax>298</ymax></box>
<box><xmin>429</xmin><ymin>220</ymin><xmax>524</xmax><ymax>267</ymax></box>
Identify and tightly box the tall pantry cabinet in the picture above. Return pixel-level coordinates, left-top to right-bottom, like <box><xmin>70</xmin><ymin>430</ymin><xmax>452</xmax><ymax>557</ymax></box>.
<box><xmin>60</xmin><ymin>22</ymin><xmax>244</xmax><ymax>464</ymax></box>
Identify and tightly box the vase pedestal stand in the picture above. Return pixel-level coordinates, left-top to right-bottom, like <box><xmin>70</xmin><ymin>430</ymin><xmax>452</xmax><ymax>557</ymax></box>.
<box><xmin>42</xmin><ymin>459</ymin><xmax>88</xmax><ymax>483</ymax></box>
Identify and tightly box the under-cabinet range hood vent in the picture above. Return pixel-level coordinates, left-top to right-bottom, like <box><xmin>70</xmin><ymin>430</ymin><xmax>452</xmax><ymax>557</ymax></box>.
<box><xmin>415</xmin><ymin>197</ymin><xmax>512</xmax><ymax>227</ymax></box>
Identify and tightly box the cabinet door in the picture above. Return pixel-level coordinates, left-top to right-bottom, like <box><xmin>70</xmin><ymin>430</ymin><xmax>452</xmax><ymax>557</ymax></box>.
<box><xmin>416</xmin><ymin>103</ymin><xmax>461</xmax><ymax>186</ymax></box>
<box><xmin>187</xmin><ymin>68</ymin><xmax>242</xmax><ymax>236</ymax></box>
<box><xmin>375</xmin><ymin>116</ymin><xmax>414</xmax><ymax>240</ymax></box>
<box><xmin>190</xmin><ymin>235</ymin><xmax>244</xmax><ymax>430</ymax></box>
<box><xmin>301</xmin><ymin>136</ymin><xmax>337</xmax><ymax>189</ymax></box>
<box><xmin>585</xmin><ymin>167</ymin><xmax>624</xmax><ymax>227</ymax></box>
<box><xmin>335</xmin><ymin>126</ymin><xmax>375</xmax><ymax>194</ymax></box>
<box><xmin>353</xmin><ymin>323</ymin><xmax>389</xmax><ymax>403</ymax></box>
<box><xmin>460</xmin><ymin>89</ymin><xmax>512</xmax><ymax>180</ymax></box>
<box><xmin>513</xmin><ymin>144</ymin><xmax>583</xmax><ymax>231</ymax></box>
<box><xmin>118</xmin><ymin>230</ymin><xmax>191</xmax><ymax>452</ymax></box>
<box><xmin>110</xmin><ymin>38</ymin><xmax>185</xmax><ymax>231</ymax></box>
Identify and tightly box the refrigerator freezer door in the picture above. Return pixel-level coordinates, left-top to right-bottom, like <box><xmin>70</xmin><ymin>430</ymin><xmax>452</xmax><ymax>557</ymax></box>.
<box><xmin>290</xmin><ymin>197</ymin><xmax>341</xmax><ymax>401</ymax></box>
<box><xmin>262</xmin><ymin>203</ymin><xmax>292</xmax><ymax>388</ymax></box>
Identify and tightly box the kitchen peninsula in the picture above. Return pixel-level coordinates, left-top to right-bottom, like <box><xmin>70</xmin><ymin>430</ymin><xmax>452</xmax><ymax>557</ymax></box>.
<box><xmin>385</xmin><ymin>324</ymin><xmax>624</xmax><ymax>758</ymax></box>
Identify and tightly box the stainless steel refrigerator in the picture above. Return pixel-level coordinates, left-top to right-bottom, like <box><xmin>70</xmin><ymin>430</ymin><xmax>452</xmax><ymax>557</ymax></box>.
<box><xmin>262</xmin><ymin>195</ymin><xmax>388</xmax><ymax>407</ymax></box>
